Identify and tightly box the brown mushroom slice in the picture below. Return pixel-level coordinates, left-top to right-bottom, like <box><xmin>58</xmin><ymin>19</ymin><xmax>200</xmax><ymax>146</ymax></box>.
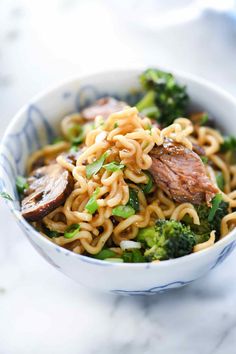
<box><xmin>59</xmin><ymin>144</ymin><xmax>85</xmax><ymax>166</ymax></box>
<box><xmin>81</xmin><ymin>97</ymin><xmax>128</xmax><ymax>120</ymax></box>
<box><xmin>21</xmin><ymin>164</ymin><xmax>73</xmax><ymax>221</ymax></box>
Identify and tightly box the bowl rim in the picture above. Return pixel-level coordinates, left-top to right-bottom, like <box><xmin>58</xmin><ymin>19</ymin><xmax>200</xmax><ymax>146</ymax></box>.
<box><xmin>1</xmin><ymin>67</ymin><xmax>236</xmax><ymax>268</ymax></box>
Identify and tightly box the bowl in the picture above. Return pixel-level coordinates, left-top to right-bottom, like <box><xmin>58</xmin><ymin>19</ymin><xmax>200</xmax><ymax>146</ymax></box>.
<box><xmin>1</xmin><ymin>69</ymin><xmax>236</xmax><ymax>295</ymax></box>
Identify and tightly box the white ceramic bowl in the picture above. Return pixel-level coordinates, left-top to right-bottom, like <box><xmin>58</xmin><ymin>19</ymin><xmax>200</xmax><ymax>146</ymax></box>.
<box><xmin>1</xmin><ymin>69</ymin><xmax>236</xmax><ymax>295</ymax></box>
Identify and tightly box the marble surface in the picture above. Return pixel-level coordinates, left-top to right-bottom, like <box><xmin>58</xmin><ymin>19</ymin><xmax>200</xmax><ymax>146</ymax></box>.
<box><xmin>1</xmin><ymin>1</ymin><xmax>236</xmax><ymax>353</ymax></box>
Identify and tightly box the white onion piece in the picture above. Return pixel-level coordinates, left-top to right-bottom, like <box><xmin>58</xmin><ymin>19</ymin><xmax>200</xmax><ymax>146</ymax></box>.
<box><xmin>105</xmin><ymin>258</ymin><xmax>124</xmax><ymax>263</ymax></box>
<box><xmin>95</xmin><ymin>131</ymin><xmax>107</xmax><ymax>143</ymax></box>
<box><xmin>120</xmin><ymin>240</ymin><xmax>141</xmax><ymax>250</ymax></box>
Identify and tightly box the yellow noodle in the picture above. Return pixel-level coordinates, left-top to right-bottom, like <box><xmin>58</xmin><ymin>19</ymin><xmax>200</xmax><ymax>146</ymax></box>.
<box><xmin>193</xmin><ymin>231</ymin><xmax>215</xmax><ymax>252</ymax></box>
<box><xmin>209</xmin><ymin>154</ymin><xmax>230</xmax><ymax>193</ymax></box>
<box><xmin>27</xmin><ymin>141</ymin><xmax>70</xmax><ymax>173</ymax></box>
<box><xmin>171</xmin><ymin>203</ymin><xmax>200</xmax><ymax>225</ymax></box>
<box><xmin>221</xmin><ymin>212</ymin><xmax>236</xmax><ymax>237</ymax></box>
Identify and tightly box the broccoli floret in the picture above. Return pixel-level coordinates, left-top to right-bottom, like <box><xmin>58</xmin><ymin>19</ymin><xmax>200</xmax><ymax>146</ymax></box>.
<box><xmin>136</xmin><ymin>69</ymin><xmax>188</xmax><ymax>127</ymax></box>
<box><xmin>137</xmin><ymin>220</ymin><xmax>196</xmax><ymax>261</ymax></box>
<box><xmin>183</xmin><ymin>200</ymin><xmax>229</xmax><ymax>242</ymax></box>
<box><xmin>121</xmin><ymin>249</ymin><xmax>145</xmax><ymax>263</ymax></box>
<box><xmin>210</xmin><ymin>201</ymin><xmax>229</xmax><ymax>238</ymax></box>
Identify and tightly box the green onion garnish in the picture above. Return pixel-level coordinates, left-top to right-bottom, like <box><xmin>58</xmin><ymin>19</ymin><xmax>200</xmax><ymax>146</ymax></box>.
<box><xmin>86</xmin><ymin>151</ymin><xmax>109</xmax><ymax>178</ymax></box>
<box><xmin>200</xmin><ymin>113</ymin><xmax>209</xmax><ymax>126</ymax></box>
<box><xmin>85</xmin><ymin>187</ymin><xmax>100</xmax><ymax>214</ymax></box>
<box><xmin>128</xmin><ymin>188</ymin><xmax>140</xmax><ymax>212</ymax></box>
<box><xmin>0</xmin><ymin>192</ymin><xmax>13</xmax><ymax>201</ymax></box>
<box><xmin>216</xmin><ymin>172</ymin><xmax>225</xmax><ymax>190</ymax></box>
<box><xmin>140</xmin><ymin>171</ymin><xmax>154</xmax><ymax>194</ymax></box>
<box><xmin>112</xmin><ymin>205</ymin><xmax>135</xmax><ymax>218</ymax></box>
<box><xmin>45</xmin><ymin>229</ymin><xmax>61</xmax><ymax>238</ymax></box>
<box><xmin>67</xmin><ymin>124</ymin><xmax>84</xmax><ymax>146</ymax></box>
<box><xmin>16</xmin><ymin>176</ymin><xmax>29</xmax><ymax>194</ymax></box>
<box><xmin>52</xmin><ymin>137</ymin><xmax>64</xmax><ymax>144</ymax></box>
<box><xmin>114</xmin><ymin>122</ymin><xmax>119</xmax><ymax>129</ymax></box>
<box><xmin>70</xmin><ymin>145</ymin><xmax>78</xmax><ymax>153</ymax></box>
<box><xmin>94</xmin><ymin>249</ymin><xmax>117</xmax><ymax>260</ymax></box>
<box><xmin>200</xmin><ymin>156</ymin><xmax>208</xmax><ymax>164</ymax></box>
<box><xmin>103</xmin><ymin>161</ymin><xmax>124</xmax><ymax>172</ymax></box>
<box><xmin>64</xmin><ymin>224</ymin><xmax>81</xmax><ymax>239</ymax></box>
<box><xmin>208</xmin><ymin>194</ymin><xmax>223</xmax><ymax>222</ymax></box>
<box><xmin>71</xmin><ymin>134</ymin><xmax>84</xmax><ymax>146</ymax></box>
<box><xmin>67</xmin><ymin>124</ymin><xmax>82</xmax><ymax>139</ymax></box>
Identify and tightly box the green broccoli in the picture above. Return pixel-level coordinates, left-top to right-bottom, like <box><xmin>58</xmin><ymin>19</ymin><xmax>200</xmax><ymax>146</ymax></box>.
<box><xmin>183</xmin><ymin>197</ymin><xmax>229</xmax><ymax>242</ymax></box>
<box><xmin>136</xmin><ymin>69</ymin><xmax>188</xmax><ymax>127</ymax></box>
<box><xmin>137</xmin><ymin>220</ymin><xmax>196</xmax><ymax>261</ymax></box>
<box><xmin>121</xmin><ymin>249</ymin><xmax>145</xmax><ymax>263</ymax></box>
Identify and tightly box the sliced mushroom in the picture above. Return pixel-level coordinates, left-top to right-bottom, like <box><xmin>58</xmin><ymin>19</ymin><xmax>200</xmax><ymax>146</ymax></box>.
<box><xmin>81</xmin><ymin>97</ymin><xmax>128</xmax><ymax>120</ymax></box>
<box><xmin>21</xmin><ymin>164</ymin><xmax>73</xmax><ymax>221</ymax></box>
<box><xmin>59</xmin><ymin>144</ymin><xmax>85</xmax><ymax>166</ymax></box>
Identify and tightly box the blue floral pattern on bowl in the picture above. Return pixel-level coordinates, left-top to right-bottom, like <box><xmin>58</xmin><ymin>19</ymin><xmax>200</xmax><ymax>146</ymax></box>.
<box><xmin>211</xmin><ymin>241</ymin><xmax>236</xmax><ymax>269</ymax></box>
<box><xmin>111</xmin><ymin>280</ymin><xmax>194</xmax><ymax>296</ymax></box>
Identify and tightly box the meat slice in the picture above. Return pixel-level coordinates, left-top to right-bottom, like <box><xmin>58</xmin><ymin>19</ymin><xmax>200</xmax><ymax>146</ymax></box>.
<box><xmin>149</xmin><ymin>139</ymin><xmax>218</xmax><ymax>205</ymax></box>
<box><xmin>21</xmin><ymin>164</ymin><xmax>73</xmax><ymax>221</ymax></box>
<box><xmin>81</xmin><ymin>97</ymin><xmax>127</xmax><ymax>120</ymax></box>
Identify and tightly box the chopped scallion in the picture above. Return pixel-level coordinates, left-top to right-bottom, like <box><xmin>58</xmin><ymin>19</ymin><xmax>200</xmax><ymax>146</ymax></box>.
<box><xmin>200</xmin><ymin>113</ymin><xmax>209</xmax><ymax>126</ymax></box>
<box><xmin>86</xmin><ymin>151</ymin><xmax>109</xmax><ymax>178</ymax></box>
<box><xmin>208</xmin><ymin>194</ymin><xmax>223</xmax><ymax>222</ymax></box>
<box><xmin>16</xmin><ymin>176</ymin><xmax>29</xmax><ymax>194</ymax></box>
<box><xmin>94</xmin><ymin>249</ymin><xmax>117</xmax><ymax>260</ymax></box>
<box><xmin>70</xmin><ymin>145</ymin><xmax>78</xmax><ymax>153</ymax></box>
<box><xmin>140</xmin><ymin>171</ymin><xmax>154</xmax><ymax>194</ymax></box>
<box><xmin>85</xmin><ymin>187</ymin><xmax>100</xmax><ymax>214</ymax></box>
<box><xmin>103</xmin><ymin>161</ymin><xmax>124</xmax><ymax>172</ymax></box>
<box><xmin>52</xmin><ymin>137</ymin><xmax>64</xmax><ymax>144</ymax></box>
<box><xmin>216</xmin><ymin>172</ymin><xmax>225</xmax><ymax>190</ymax></box>
<box><xmin>45</xmin><ymin>229</ymin><xmax>61</xmax><ymax>238</ymax></box>
<box><xmin>128</xmin><ymin>188</ymin><xmax>140</xmax><ymax>212</ymax></box>
<box><xmin>67</xmin><ymin>124</ymin><xmax>84</xmax><ymax>146</ymax></box>
<box><xmin>64</xmin><ymin>224</ymin><xmax>81</xmax><ymax>239</ymax></box>
<box><xmin>200</xmin><ymin>156</ymin><xmax>208</xmax><ymax>164</ymax></box>
<box><xmin>112</xmin><ymin>205</ymin><xmax>135</xmax><ymax>218</ymax></box>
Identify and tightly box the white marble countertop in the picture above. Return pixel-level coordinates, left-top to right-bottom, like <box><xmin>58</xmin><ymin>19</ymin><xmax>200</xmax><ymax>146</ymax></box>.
<box><xmin>1</xmin><ymin>1</ymin><xmax>236</xmax><ymax>353</ymax></box>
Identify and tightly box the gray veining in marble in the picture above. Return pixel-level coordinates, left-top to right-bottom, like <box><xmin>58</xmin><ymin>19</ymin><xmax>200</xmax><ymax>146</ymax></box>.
<box><xmin>1</xmin><ymin>1</ymin><xmax>236</xmax><ymax>353</ymax></box>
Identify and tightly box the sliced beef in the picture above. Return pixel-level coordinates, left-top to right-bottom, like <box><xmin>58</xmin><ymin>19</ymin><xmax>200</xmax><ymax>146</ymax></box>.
<box><xmin>21</xmin><ymin>164</ymin><xmax>73</xmax><ymax>221</ymax></box>
<box><xmin>149</xmin><ymin>139</ymin><xmax>218</xmax><ymax>205</ymax></box>
<box><xmin>81</xmin><ymin>97</ymin><xmax>127</xmax><ymax>120</ymax></box>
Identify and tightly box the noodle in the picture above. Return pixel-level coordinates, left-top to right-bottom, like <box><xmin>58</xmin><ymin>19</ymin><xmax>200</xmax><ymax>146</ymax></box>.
<box><xmin>193</xmin><ymin>231</ymin><xmax>216</xmax><ymax>252</ymax></box>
